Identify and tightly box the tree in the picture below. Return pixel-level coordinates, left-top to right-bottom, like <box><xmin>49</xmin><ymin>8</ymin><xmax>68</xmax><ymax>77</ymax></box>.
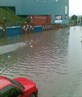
<box><xmin>71</xmin><ymin>15</ymin><xmax>77</xmax><ymax>20</ymax></box>
<box><xmin>71</xmin><ymin>15</ymin><xmax>78</xmax><ymax>25</ymax></box>
<box><xmin>26</xmin><ymin>16</ymin><xmax>30</xmax><ymax>24</ymax></box>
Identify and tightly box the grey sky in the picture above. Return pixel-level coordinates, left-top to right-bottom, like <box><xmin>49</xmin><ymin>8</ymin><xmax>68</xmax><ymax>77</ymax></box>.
<box><xmin>69</xmin><ymin>0</ymin><xmax>82</xmax><ymax>16</ymax></box>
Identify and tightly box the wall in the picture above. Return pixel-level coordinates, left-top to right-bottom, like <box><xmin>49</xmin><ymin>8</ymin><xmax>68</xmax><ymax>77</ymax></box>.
<box><xmin>0</xmin><ymin>0</ymin><xmax>69</xmax><ymax>25</ymax></box>
<box><xmin>30</xmin><ymin>15</ymin><xmax>51</xmax><ymax>26</ymax></box>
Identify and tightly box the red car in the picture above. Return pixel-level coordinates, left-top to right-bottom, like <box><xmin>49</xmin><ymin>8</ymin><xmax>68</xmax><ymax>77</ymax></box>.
<box><xmin>0</xmin><ymin>76</ymin><xmax>38</xmax><ymax>97</ymax></box>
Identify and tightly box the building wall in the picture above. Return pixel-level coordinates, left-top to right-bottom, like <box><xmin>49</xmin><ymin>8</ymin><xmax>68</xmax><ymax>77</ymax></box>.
<box><xmin>0</xmin><ymin>0</ymin><xmax>69</xmax><ymax>24</ymax></box>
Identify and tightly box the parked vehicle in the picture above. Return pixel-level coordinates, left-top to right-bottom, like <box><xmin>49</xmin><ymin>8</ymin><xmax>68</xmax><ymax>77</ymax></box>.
<box><xmin>0</xmin><ymin>76</ymin><xmax>38</xmax><ymax>97</ymax></box>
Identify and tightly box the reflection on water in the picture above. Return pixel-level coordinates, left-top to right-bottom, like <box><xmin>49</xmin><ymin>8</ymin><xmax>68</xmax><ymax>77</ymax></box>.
<box><xmin>0</xmin><ymin>27</ymin><xmax>82</xmax><ymax>97</ymax></box>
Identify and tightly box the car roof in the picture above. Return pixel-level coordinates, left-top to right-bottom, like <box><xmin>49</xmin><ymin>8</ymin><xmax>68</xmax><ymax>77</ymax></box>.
<box><xmin>0</xmin><ymin>76</ymin><xmax>11</xmax><ymax>90</ymax></box>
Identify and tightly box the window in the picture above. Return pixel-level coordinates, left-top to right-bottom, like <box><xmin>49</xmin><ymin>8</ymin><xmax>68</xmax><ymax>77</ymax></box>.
<box><xmin>1</xmin><ymin>86</ymin><xmax>23</xmax><ymax>97</ymax></box>
<box><xmin>6</xmin><ymin>78</ymin><xmax>24</xmax><ymax>90</ymax></box>
<box><xmin>55</xmin><ymin>15</ymin><xmax>62</xmax><ymax>20</ymax></box>
<box><xmin>65</xmin><ymin>6</ymin><xmax>67</xmax><ymax>14</ymax></box>
<box><xmin>55</xmin><ymin>15</ymin><xmax>62</xmax><ymax>23</ymax></box>
<box><xmin>30</xmin><ymin>93</ymin><xmax>36</xmax><ymax>97</ymax></box>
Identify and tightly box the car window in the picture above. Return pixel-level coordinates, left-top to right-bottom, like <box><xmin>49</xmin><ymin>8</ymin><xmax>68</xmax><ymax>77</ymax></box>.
<box><xmin>30</xmin><ymin>93</ymin><xmax>36</xmax><ymax>97</ymax></box>
<box><xmin>0</xmin><ymin>92</ymin><xmax>1</xmax><ymax>95</ymax></box>
<box><xmin>1</xmin><ymin>86</ymin><xmax>23</xmax><ymax>97</ymax></box>
<box><xmin>7</xmin><ymin>78</ymin><xmax>24</xmax><ymax>90</ymax></box>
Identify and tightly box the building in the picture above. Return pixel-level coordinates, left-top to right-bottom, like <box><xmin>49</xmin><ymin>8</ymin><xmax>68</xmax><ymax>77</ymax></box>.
<box><xmin>0</xmin><ymin>0</ymin><xmax>69</xmax><ymax>25</ymax></box>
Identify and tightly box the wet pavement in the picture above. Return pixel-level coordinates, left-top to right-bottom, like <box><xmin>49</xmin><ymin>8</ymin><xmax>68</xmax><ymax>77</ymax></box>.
<box><xmin>0</xmin><ymin>26</ymin><xmax>82</xmax><ymax>97</ymax></box>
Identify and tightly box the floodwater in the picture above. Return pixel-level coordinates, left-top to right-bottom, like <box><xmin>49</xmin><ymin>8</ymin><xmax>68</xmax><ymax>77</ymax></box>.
<box><xmin>0</xmin><ymin>26</ymin><xmax>82</xmax><ymax>97</ymax></box>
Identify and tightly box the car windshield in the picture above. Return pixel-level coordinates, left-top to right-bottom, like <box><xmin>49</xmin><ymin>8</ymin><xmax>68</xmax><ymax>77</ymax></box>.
<box><xmin>7</xmin><ymin>78</ymin><xmax>24</xmax><ymax>90</ymax></box>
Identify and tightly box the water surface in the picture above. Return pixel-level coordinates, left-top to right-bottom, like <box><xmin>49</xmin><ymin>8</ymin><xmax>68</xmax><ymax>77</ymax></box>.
<box><xmin>0</xmin><ymin>26</ymin><xmax>82</xmax><ymax>97</ymax></box>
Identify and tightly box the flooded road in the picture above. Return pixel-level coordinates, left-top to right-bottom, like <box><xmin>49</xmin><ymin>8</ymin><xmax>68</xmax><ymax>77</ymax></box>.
<box><xmin>0</xmin><ymin>26</ymin><xmax>82</xmax><ymax>97</ymax></box>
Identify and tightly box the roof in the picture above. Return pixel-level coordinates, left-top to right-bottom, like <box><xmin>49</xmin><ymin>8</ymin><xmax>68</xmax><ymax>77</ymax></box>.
<box><xmin>0</xmin><ymin>76</ymin><xmax>11</xmax><ymax>90</ymax></box>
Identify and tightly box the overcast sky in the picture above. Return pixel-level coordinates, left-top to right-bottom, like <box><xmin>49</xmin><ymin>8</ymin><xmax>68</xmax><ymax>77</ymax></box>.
<box><xmin>69</xmin><ymin>0</ymin><xmax>82</xmax><ymax>16</ymax></box>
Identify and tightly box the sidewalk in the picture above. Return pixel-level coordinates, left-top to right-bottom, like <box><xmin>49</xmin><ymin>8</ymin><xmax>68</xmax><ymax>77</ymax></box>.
<box><xmin>0</xmin><ymin>42</ymin><xmax>27</xmax><ymax>55</ymax></box>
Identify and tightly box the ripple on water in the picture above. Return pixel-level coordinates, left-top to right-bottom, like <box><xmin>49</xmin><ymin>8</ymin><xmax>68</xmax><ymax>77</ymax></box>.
<box><xmin>0</xmin><ymin>27</ymin><xmax>82</xmax><ymax>97</ymax></box>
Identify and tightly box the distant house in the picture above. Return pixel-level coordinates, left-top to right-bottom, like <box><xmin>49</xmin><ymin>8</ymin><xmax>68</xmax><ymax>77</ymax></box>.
<box><xmin>0</xmin><ymin>0</ymin><xmax>69</xmax><ymax>25</ymax></box>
